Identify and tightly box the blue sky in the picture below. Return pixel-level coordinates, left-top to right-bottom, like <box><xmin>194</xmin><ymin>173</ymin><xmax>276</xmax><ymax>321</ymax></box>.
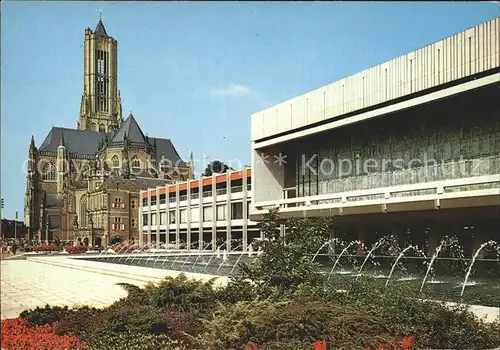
<box><xmin>1</xmin><ymin>2</ymin><xmax>498</xmax><ymax>219</ymax></box>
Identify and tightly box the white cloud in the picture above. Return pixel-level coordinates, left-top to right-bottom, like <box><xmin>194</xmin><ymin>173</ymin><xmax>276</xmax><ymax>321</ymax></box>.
<box><xmin>210</xmin><ymin>83</ymin><xmax>254</xmax><ymax>98</ymax></box>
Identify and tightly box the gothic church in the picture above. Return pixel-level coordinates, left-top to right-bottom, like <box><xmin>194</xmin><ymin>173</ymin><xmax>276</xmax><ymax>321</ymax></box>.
<box><xmin>24</xmin><ymin>20</ymin><xmax>192</xmax><ymax>246</ymax></box>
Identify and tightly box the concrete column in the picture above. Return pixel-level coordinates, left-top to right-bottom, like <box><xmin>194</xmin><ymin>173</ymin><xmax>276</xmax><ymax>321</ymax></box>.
<box><xmin>226</xmin><ymin>170</ymin><xmax>232</xmax><ymax>251</ymax></box>
<box><xmin>156</xmin><ymin>186</ymin><xmax>160</xmax><ymax>247</ymax></box>
<box><xmin>165</xmin><ymin>184</ymin><xmax>170</xmax><ymax>247</ymax></box>
<box><xmin>198</xmin><ymin>176</ymin><xmax>204</xmax><ymax>250</ymax></box>
<box><xmin>211</xmin><ymin>174</ymin><xmax>217</xmax><ymax>251</ymax></box>
<box><xmin>147</xmin><ymin>189</ymin><xmax>152</xmax><ymax>246</ymax></box>
<box><xmin>138</xmin><ymin>192</ymin><xmax>143</xmax><ymax>246</ymax></box>
<box><xmin>242</xmin><ymin>168</ymin><xmax>248</xmax><ymax>251</ymax></box>
<box><xmin>175</xmin><ymin>184</ymin><xmax>180</xmax><ymax>249</ymax></box>
<box><xmin>186</xmin><ymin>179</ymin><xmax>191</xmax><ymax>249</ymax></box>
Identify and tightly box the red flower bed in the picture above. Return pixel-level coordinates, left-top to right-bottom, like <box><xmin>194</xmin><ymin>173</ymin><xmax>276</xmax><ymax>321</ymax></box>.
<box><xmin>33</xmin><ymin>244</ymin><xmax>59</xmax><ymax>252</ymax></box>
<box><xmin>1</xmin><ymin>318</ymin><xmax>87</xmax><ymax>350</ymax></box>
<box><xmin>65</xmin><ymin>245</ymin><xmax>88</xmax><ymax>254</ymax></box>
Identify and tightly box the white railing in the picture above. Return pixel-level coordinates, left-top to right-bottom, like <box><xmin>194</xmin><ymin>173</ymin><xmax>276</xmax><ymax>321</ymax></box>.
<box><xmin>216</xmin><ymin>188</ymin><xmax>227</xmax><ymax>195</ymax></box>
<box><xmin>231</xmin><ymin>186</ymin><xmax>243</xmax><ymax>193</ymax></box>
<box><xmin>254</xmin><ymin>175</ymin><xmax>500</xmax><ymax>211</ymax></box>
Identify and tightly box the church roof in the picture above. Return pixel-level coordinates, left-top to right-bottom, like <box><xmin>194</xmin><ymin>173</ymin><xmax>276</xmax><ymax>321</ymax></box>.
<box><xmin>39</xmin><ymin>127</ymin><xmax>106</xmax><ymax>155</ymax></box>
<box><xmin>109</xmin><ymin>114</ymin><xmax>146</xmax><ymax>143</ymax></box>
<box><xmin>100</xmin><ymin>175</ymin><xmax>174</xmax><ymax>193</ymax></box>
<box><xmin>94</xmin><ymin>20</ymin><xmax>108</xmax><ymax>38</ymax></box>
<box><xmin>108</xmin><ymin>114</ymin><xmax>187</xmax><ymax>167</ymax></box>
<box><xmin>152</xmin><ymin>137</ymin><xmax>187</xmax><ymax>167</ymax></box>
<box><xmin>38</xmin><ymin>122</ymin><xmax>186</xmax><ymax>166</ymax></box>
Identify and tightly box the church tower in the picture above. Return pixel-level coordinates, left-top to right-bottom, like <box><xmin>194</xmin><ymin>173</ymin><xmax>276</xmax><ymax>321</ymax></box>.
<box><xmin>78</xmin><ymin>18</ymin><xmax>123</xmax><ymax>133</ymax></box>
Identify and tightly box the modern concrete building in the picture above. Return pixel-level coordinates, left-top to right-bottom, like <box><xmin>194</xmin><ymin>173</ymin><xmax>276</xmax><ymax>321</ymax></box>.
<box><xmin>140</xmin><ymin>168</ymin><xmax>260</xmax><ymax>250</ymax></box>
<box><xmin>250</xmin><ymin>18</ymin><xmax>499</xmax><ymax>253</ymax></box>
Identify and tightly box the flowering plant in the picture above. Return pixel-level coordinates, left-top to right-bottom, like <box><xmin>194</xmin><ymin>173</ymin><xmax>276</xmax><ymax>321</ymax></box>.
<box><xmin>1</xmin><ymin>318</ymin><xmax>87</xmax><ymax>350</ymax></box>
<box><xmin>65</xmin><ymin>245</ymin><xmax>88</xmax><ymax>254</ymax></box>
<box><xmin>33</xmin><ymin>244</ymin><xmax>61</xmax><ymax>252</ymax></box>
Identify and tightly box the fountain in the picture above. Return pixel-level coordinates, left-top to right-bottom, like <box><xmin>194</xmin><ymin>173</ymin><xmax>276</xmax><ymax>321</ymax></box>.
<box><xmin>180</xmin><ymin>242</ymin><xmax>200</xmax><ymax>269</ymax></box>
<box><xmin>120</xmin><ymin>243</ymin><xmax>140</xmax><ymax>263</ymax></box>
<box><xmin>153</xmin><ymin>247</ymin><xmax>173</xmax><ymax>268</ymax></box>
<box><xmin>247</xmin><ymin>242</ymin><xmax>254</xmax><ymax>257</ymax></box>
<box><xmin>356</xmin><ymin>236</ymin><xmax>398</xmax><ymax>280</ymax></box>
<box><xmin>312</xmin><ymin>238</ymin><xmax>339</xmax><ymax>262</ymax></box>
<box><xmin>327</xmin><ymin>240</ymin><xmax>364</xmax><ymax>280</ymax></box>
<box><xmin>230</xmin><ymin>251</ymin><xmax>247</xmax><ymax>275</ymax></box>
<box><xmin>191</xmin><ymin>241</ymin><xmax>213</xmax><ymax>270</ymax></box>
<box><xmin>460</xmin><ymin>240</ymin><xmax>500</xmax><ymax>297</ymax></box>
<box><xmin>216</xmin><ymin>244</ymin><xmax>242</xmax><ymax>274</ymax></box>
<box><xmin>136</xmin><ymin>243</ymin><xmax>154</xmax><ymax>265</ymax></box>
<box><xmin>419</xmin><ymin>236</ymin><xmax>463</xmax><ymax>292</ymax></box>
<box><xmin>204</xmin><ymin>242</ymin><xmax>227</xmax><ymax>272</ymax></box>
<box><xmin>385</xmin><ymin>245</ymin><xmax>426</xmax><ymax>287</ymax></box>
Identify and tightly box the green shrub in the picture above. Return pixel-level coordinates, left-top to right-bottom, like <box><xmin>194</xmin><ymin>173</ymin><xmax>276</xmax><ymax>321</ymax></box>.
<box><xmin>55</xmin><ymin>306</ymin><xmax>104</xmax><ymax>338</ymax></box>
<box><xmin>237</xmin><ymin>209</ymin><xmax>331</xmax><ymax>297</ymax></box>
<box><xmin>117</xmin><ymin>274</ymin><xmax>218</xmax><ymax>313</ymax></box>
<box><xmin>19</xmin><ymin>304</ymin><xmax>69</xmax><ymax>326</ymax></box>
<box><xmin>100</xmin><ymin>305</ymin><xmax>168</xmax><ymax>334</ymax></box>
<box><xmin>190</xmin><ymin>299</ymin><xmax>398</xmax><ymax>349</ymax></box>
<box><xmin>86</xmin><ymin>331</ymin><xmax>188</xmax><ymax>350</ymax></box>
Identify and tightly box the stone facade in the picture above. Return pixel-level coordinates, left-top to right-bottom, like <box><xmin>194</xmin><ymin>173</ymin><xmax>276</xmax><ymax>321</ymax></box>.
<box><xmin>24</xmin><ymin>20</ymin><xmax>193</xmax><ymax>245</ymax></box>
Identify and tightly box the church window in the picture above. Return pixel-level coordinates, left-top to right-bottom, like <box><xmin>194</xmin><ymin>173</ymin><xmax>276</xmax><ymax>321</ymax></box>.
<box><xmin>79</xmin><ymin>195</ymin><xmax>88</xmax><ymax>228</ymax></box>
<box><xmin>90</xmin><ymin>123</ymin><xmax>96</xmax><ymax>131</ymax></box>
<box><xmin>111</xmin><ymin>156</ymin><xmax>120</xmax><ymax>168</ymax></box>
<box><xmin>99</xmin><ymin>124</ymin><xmax>106</xmax><ymax>133</ymax></box>
<box><xmin>132</xmin><ymin>219</ymin><xmax>136</xmax><ymax>228</ymax></box>
<box><xmin>95</xmin><ymin>49</ymin><xmax>108</xmax><ymax>112</ymax></box>
<box><xmin>131</xmin><ymin>156</ymin><xmax>141</xmax><ymax>170</ymax></box>
<box><xmin>41</xmin><ymin>162</ymin><xmax>56</xmax><ymax>181</ymax></box>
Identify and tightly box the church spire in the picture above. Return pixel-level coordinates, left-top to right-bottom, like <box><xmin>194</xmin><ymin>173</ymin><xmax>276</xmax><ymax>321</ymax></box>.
<box><xmin>78</xmin><ymin>19</ymin><xmax>118</xmax><ymax>132</ymax></box>
<box><xmin>29</xmin><ymin>135</ymin><xmax>36</xmax><ymax>151</ymax></box>
<box><xmin>94</xmin><ymin>17</ymin><xmax>108</xmax><ymax>38</ymax></box>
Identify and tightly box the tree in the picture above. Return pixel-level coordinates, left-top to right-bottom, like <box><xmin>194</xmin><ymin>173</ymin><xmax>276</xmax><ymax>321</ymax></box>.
<box><xmin>202</xmin><ymin>160</ymin><xmax>233</xmax><ymax>177</ymax></box>
<box><xmin>236</xmin><ymin>208</ymin><xmax>333</xmax><ymax>297</ymax></box>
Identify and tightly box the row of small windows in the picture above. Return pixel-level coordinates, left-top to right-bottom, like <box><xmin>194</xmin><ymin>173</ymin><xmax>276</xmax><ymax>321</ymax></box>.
<box><xmin>40</xmin><ymin>156</ymin><xmax>142</xmax><ymax>181</ymax></box>
<box><xmin>143</xmin><ymin>202</ymin><xmax>249</xmax><ymax>225</ymax></box>
<box><xmin>110</xmin><ymin>156</ymin><xmax>141</xmax><ymax>169</ymax></box>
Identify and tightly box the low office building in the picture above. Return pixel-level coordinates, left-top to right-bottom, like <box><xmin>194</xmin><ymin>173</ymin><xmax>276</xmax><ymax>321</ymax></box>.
<box><xmin>140</xmin><ymin>168</ymin><xmax>260</xmax><ymax>250</ymax></box>
<box><xmin>250</xmin><ymin>18</ymin><xmax>500</xmax><ymax>254</ymax></box>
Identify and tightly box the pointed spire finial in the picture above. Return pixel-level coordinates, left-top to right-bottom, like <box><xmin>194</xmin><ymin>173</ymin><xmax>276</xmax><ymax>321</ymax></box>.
<box><xmin>99</xmin><ymin>9</ymin><xmax>102</xmax><ymax>22</ymax></box>
<box><xmin>30</xmin><ymin>135</ymin><xmax>35</xmax><ymax>147</ymax></box>
<box><xmin>59</xmin><ymin>132</ymin><xmax>66</xmax><ymax>148</ymax></box>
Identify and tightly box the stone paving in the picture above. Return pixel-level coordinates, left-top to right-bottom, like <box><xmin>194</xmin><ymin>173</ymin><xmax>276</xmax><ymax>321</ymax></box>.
<box><xmin>0</xmin><ymin>256</ymin><xmax>228</xmax><ymax>320</ymax></box>
<box><xmin>1</xmin><ymin>256</ymin><xmax>498</xmax><ymax>323</ymax></box>
<box><xmin>1</xmin><ymin>259</ymin><xmax>149</xmax><ymax>320</ymax></box>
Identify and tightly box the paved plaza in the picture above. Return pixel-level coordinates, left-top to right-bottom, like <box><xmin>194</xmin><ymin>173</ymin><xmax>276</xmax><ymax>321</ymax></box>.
<box><xmin>0</xmin><ymin>257</ymin><xmax>228</xmax><ymax>320</ymax></box>
<box><xmin>1</xmin><ymin>259</ymin><xmax>142</xmax><ymax>320</ymax></box>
